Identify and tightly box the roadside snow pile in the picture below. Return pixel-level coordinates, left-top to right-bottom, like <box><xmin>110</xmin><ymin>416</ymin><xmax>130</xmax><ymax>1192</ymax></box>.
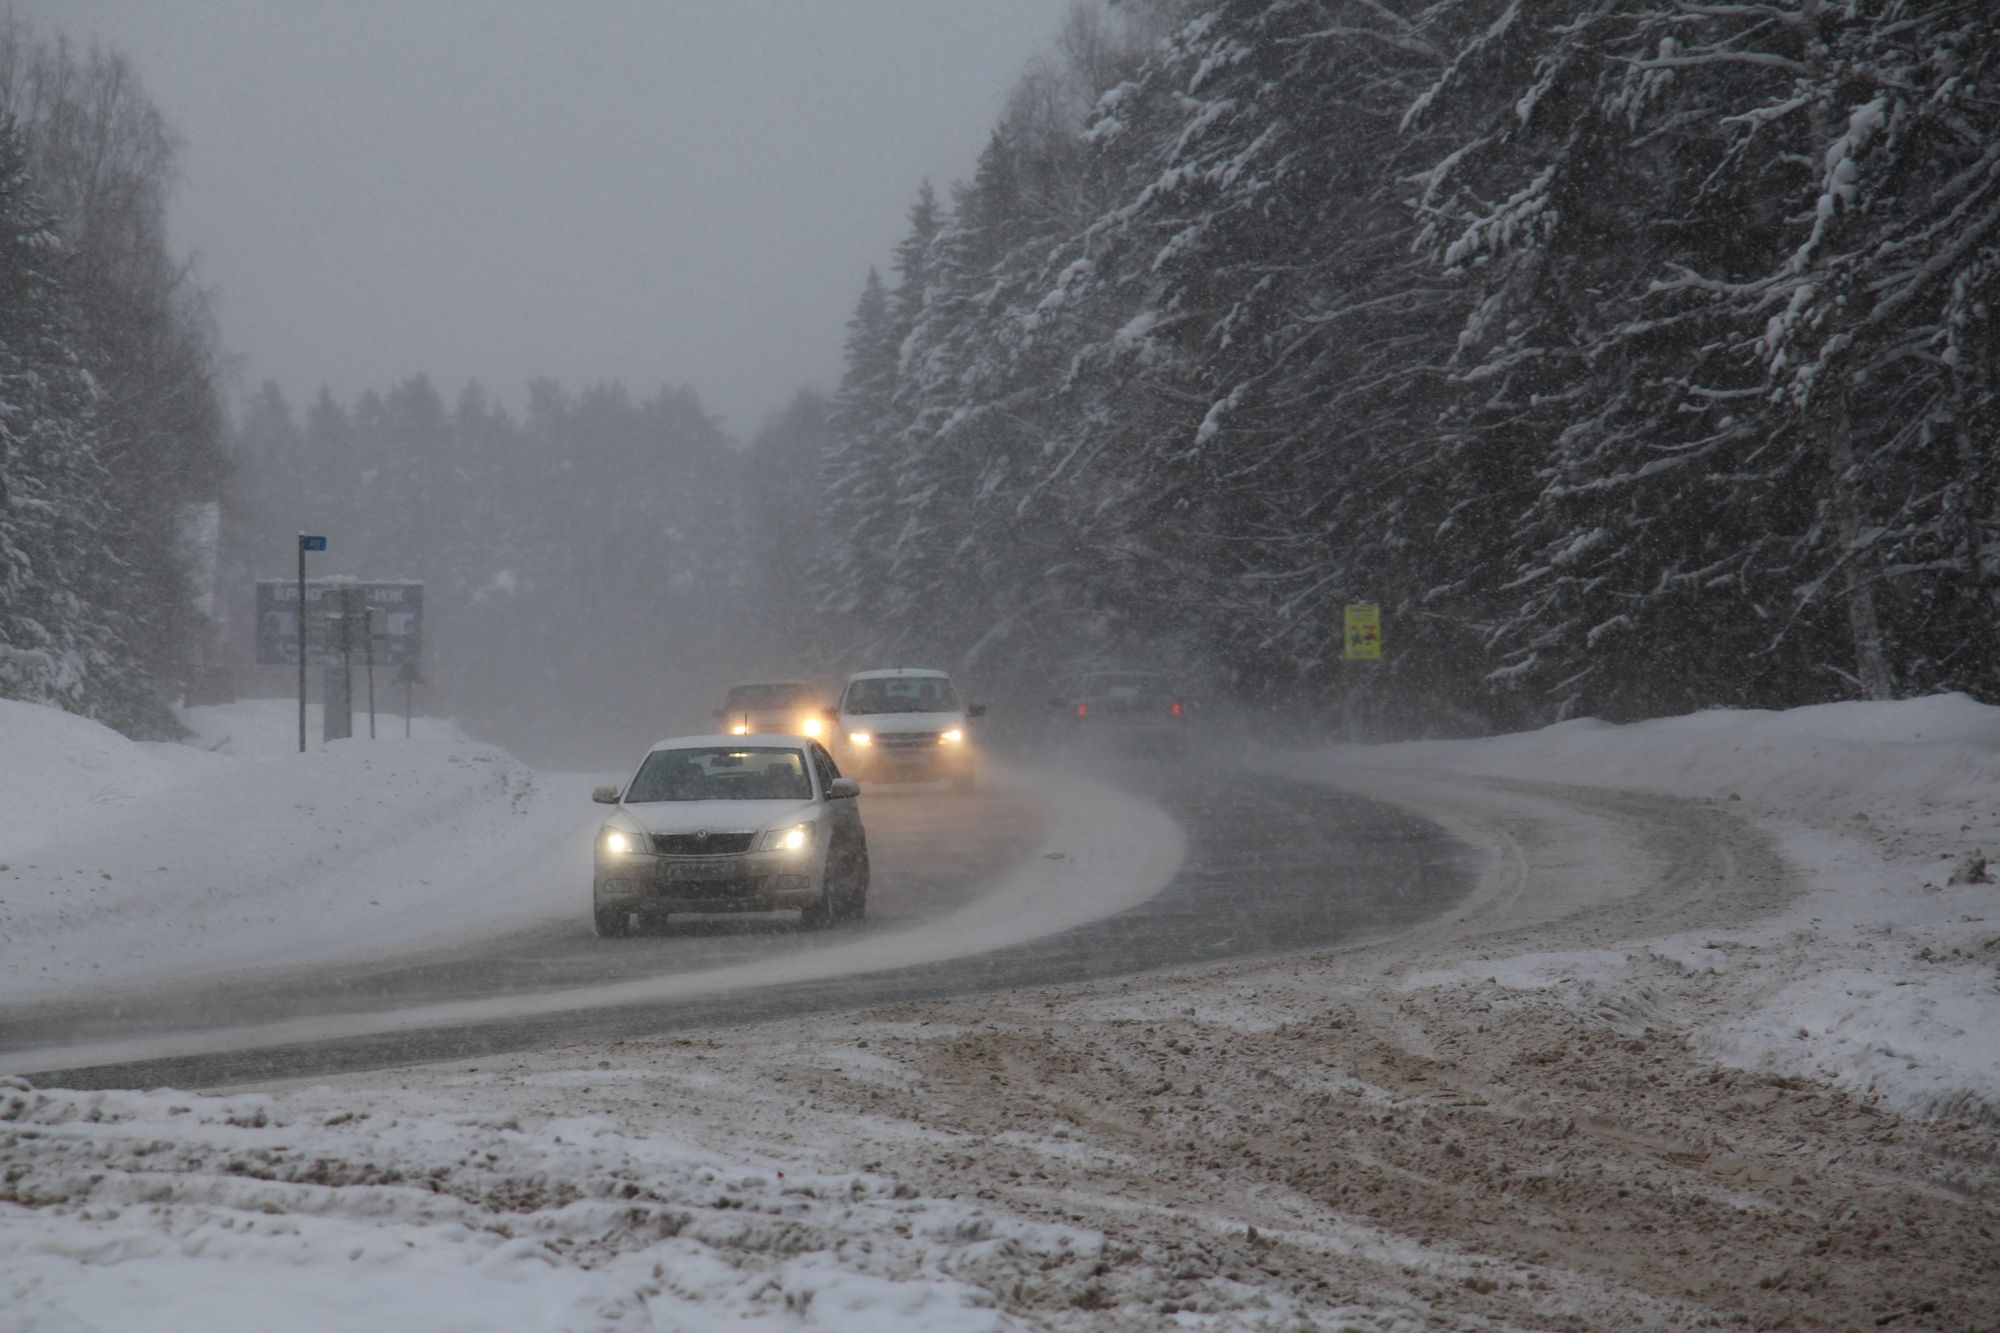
<box><xmin>0</xmin><ymin>698</ymin><xmax>572</xmax><ymax>1007</ymax></box>
<box><xmin>0</xmin><ymin>1074</ymin><xmax>1035</xmax><ymax>1333</ymax></box>
<box><xmin>0</xmin><ymin>699</ymin><xmax>228</xmax><ymax>867</ymax></box>
<box><xmin>1314</xmin><ymin>693</ymin><xmax>2000</xmax><ymax>1122</ymax></box>
<box><xmin>178</xmin><ymin>696</ymin><xmax>471</xmax><ymax>757</ymax></box>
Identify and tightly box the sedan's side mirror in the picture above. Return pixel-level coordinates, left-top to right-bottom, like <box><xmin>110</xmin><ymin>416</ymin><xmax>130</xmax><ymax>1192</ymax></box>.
<box><xmin>826</xmin><ymin>778</ymin><xmax>861</xmax><ymax>800</ymax></box>
<box><xmin>823</xmin><ymin>707</ymin><xmax>840</xmax><ymax>720</ymax></box>
<box><xmin>967</xmin><ymin>703</ymin><xmax>987</xmax><ymax>718</ymax></box>
<box><xmin>591</xmin><ymin>785</ymin><xmax>620</xmax><ymax>804</ymax></box>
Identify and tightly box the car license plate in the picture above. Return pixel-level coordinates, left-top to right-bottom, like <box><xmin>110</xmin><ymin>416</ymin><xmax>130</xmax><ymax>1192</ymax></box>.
<box><xmin>663</xmin><ymin>859</ymin><xmax>738</xmax><ymax>881</ymax></box>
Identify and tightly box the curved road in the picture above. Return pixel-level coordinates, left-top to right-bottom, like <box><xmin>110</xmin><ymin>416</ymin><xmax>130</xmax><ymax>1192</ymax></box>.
<box><xmin>10</xmin><ymin>758</ymin><xmax>1470</xmax><ymax>1089</ymax></box>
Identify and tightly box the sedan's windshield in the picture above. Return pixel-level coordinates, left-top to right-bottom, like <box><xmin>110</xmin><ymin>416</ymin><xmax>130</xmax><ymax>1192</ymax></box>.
<box><xmin>842</xmin><ymin>676</ymin><xmax>961</xmax><ymax>714</ymax></box>
<box><xmin>1081</xmin><ymin>672</ymin><xmax>1174</xmax><ymax>697</ymax></box>
<box><xmin>724</xmin><ymin>683</ymin><xmax>815</xmax><ymax>711</ymax></box>
<box><xmin>625</xmin><ymin>747</ymin><xmax>813</xmax><ymax>802</ymax></box>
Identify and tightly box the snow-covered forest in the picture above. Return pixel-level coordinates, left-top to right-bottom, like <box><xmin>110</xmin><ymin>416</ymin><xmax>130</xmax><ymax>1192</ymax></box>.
<box><xmin>3</xmin><ymin>2</ymin><xmax>1997</xmax><ymax>745</ymax></box>
<box><xmin>0</xmin><ymin>20</ymin><xmax>224</xmax><ymax>737</ymax></box>
<box><xmin>819</xmin><ymin>0</ymin><xmax>2000</xmax><ymax>726</ymax></box>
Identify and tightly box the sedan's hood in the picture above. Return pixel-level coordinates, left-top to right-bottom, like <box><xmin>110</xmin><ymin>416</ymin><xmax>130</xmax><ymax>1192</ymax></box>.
<box><xmin>621</xmin><ymin>799</ymin><xmax>816</xmax><ymax>835</ymax></box>
<box><xmin>732</xmin><ymin>706</ymin><xmax>824</xmax><ymax>724</ymax></box>
<box><xmin>841</xmin><ymin>710</ymin><xmax>962</xmax><ymax>735</ymax></box>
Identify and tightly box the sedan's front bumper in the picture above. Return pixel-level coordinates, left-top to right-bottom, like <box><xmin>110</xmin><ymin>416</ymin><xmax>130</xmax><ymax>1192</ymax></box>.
<box><xmin>595</xmin><ymin>850</ymin><xmax>820</xmax><ymax>914</ymax></box>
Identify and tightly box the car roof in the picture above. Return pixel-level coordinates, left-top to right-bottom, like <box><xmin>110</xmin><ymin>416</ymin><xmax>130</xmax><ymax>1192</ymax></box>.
<box><xmin>646</xmin><ymin>734</ymin><xmax>815</xmax><ymax>753</ymax></box>
<box><xmin>845</xmin><ymin>667</ymin><xmax>950</xmax><ymax>682</ymax></box>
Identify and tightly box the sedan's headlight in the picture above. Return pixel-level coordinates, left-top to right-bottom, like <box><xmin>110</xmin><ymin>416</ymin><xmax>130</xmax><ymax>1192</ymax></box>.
<box><xmin>757</xmin><ymin>822</ymin><xmax>814</xmax><ymax>852</ymax></box>
<box><xmin>600</xmin><ymin>827</ymin><xmax>646</xmax><ymax>856</ymax></box>
<box><xmin>730</xmin><ymin>723</ymin><xmax>751</xmax><ymax>736</ymax></box>
<box><xmin>848</xmin><ymin>731</ymin><xmax>872</xmax><ymax>746</ymax></box>
<box><xmin>939</xmin><ymin>728</ymin><xmax>964</xmax><ymax>744</ymax></box>
<box><xmin>801</xmin><ymin>716</ymin><xmax>823</xmax><ymax>737</ymax></box>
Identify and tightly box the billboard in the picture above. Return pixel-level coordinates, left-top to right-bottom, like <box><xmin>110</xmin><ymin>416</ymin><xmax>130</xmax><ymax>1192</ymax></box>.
<box><xmin>255</xmin><ymin>580</ymin><xmax>423</xmax><ymax>667</ymax></box>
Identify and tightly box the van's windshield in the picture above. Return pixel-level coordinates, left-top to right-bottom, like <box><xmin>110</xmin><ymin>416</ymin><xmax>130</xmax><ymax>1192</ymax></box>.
<box><xmin>842</xmin><ymin>676</ymin><xmax>961</xmax><ymax>715</ymax></box>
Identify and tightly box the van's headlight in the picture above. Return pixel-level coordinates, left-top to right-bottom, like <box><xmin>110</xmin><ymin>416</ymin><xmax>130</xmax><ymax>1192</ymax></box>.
<box><xmin>939</xmin><ymin>729</ymin><xmax>963</xmax><ymax>744</ymax></box>
<box><xmin>758</xmin><ymin>822</ymin><xmax>813</xmax><ymax>852</ymax></box>
<box><xmin>730</xmin><ymin>723</ymin><xmax>750</xmax><ymax>735</ymax></box>
<box><xmin>801</xmin><ymin>716</ymin><xmax>823</xmax><ymax>737</ymax></box>
<box><xmin>600</xmin><ymin>827</ymin><xmax>646</xmax><ymax>856</ymax></box>
<box><xmin>848</xmin><ymin>731</ymin><xmax>872</xmax><ymax>746</ymax></box>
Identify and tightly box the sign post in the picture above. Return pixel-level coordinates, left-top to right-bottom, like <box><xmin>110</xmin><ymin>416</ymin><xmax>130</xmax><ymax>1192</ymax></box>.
<box><xmin>1344</xmin><ymin>604</ymin><xmax>1383</xmax><ymax>661</ymax></box>
<box><xmin>397</xmin><ymin>660</ymin><xmax>423</xmax><ymax>738</ymax></box>
<box><xmin>323</xmin><ymin>586</ymin><xmax>361</xmax><ymax>743</ymax></box>
<box><xmin>297</xmin><ymin>535</ymin><xmax>326</xmax><ymax>752</ymax></box>
<box><xmin>363</xmin><ymin>606</ymin><xmax>377</xmax><ymax>740</ymax></box>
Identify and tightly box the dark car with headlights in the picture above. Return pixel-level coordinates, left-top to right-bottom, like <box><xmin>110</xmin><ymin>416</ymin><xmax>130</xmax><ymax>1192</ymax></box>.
<box><xmin>712</xmin><ymin>679</ymin><xmax>833</xmax><ymax>741</ymax></box>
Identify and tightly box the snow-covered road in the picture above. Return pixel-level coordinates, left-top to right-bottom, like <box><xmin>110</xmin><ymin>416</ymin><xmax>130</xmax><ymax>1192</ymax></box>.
<box><xmin>1</xmin><ymin>700</ymin><xmax>1188</xmax><ymax>1079</ymax></box>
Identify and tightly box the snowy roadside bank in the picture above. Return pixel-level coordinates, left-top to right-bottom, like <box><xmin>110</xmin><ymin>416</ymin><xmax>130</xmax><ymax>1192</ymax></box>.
<box><xmin>1296</xmin><ymin>694</ymin><xmax>2000</xmax><ymax>1123</ymax></box>
<box><xmin>0</xmin><ymin>698</ymin><xmax>573</xmax><ymax>1007</ymax></box>
<box><xmin>5</xmin><ymin>697</ymin><xmax>1998</xmax><ymax>1330</ymax></box>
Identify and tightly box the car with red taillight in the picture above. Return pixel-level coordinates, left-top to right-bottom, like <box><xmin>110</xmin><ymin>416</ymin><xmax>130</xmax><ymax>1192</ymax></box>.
<box><xmin>1053</xmin><ymin>670</ymin><xmax>1188</xmax><ymax>756</ymax></box>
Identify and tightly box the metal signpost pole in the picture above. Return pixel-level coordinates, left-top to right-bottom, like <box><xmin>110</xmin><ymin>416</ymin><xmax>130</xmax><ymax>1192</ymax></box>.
<box><xmin>297</xmin><ymin>535</ymin><xmax>306</xmax><ymax>753</ymax></box>
<box><xmin>364</xmin><ymin>606</ymin><xmax>377</xmax><ymax>739</ymax></box>
<box><xmin>296</xmin><ymin>534</ymin><xmax>327</xmax><ymax>753</ymax></box>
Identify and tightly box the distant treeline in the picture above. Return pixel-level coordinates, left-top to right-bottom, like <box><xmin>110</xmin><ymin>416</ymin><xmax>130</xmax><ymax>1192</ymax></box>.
<box><xmin>219</xmin><ymin>375</ymin><xmax>827</xmax><ymax>759</ymax></box>
<box><xmin>0</xmin><ymin>20</ymin><xmax>225</xmax><ymax>737</ymax></box>
<box><xmin>816</xmin><ymin>0</ymin><xmax>2000</xmax><ymax>728</ymax></box>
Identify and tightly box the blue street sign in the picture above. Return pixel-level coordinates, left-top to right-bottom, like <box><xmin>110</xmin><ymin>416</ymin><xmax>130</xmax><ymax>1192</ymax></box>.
<box><xmin>301</xmin><ymin>535</ymin><xmax>327</xmax><ymax>551</ymax></box>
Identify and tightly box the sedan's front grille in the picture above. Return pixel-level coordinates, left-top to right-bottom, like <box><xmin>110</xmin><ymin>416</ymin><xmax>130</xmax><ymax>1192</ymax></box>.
<box><xmin>651</xmin><ymin>832</ymin><xmax>754</xmax><ymax>855</ymax></box>
<box><xmin>878</xmin><ymin>731</ymin><xmax>941</xmax><ymax>749</ymax></box>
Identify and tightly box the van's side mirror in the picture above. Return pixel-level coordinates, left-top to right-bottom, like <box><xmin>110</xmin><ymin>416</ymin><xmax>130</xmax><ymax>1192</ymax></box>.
<box><xmin>711</xmin><ymin>707</ymin><xmax>727</xmax><ymax>719</ymax></box>
<box><xmin>967</xmin><ymin>703</ymin><xmax>987</xmax><ymax>718</ymax></box>
<box><xmin>823</xmin><ymin>707</ymin><xmax>840</xmax><ymax>720</ymax></box>
<box><xmin>592</xmin><ymin>785</ymin><xmax>620</xmax><ymax>804</ymax></box>
<box><xmin>826</xmin><ymin>778</ymin><xmax>860</xmax><ymax>800</ymax></box>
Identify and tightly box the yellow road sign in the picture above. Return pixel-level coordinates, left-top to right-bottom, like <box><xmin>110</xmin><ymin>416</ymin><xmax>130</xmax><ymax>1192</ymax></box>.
<box><xmin>1344</xmin><ymin>604</ymin><xmax>1382</xmax><ymax>660</ymax></box>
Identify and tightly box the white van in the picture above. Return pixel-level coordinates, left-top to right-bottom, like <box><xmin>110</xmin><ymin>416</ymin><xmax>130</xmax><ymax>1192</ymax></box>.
<box><xmin>833</xmin><ymin>667</ymin><xmax>983</xmax><ymax>789</ymax></box>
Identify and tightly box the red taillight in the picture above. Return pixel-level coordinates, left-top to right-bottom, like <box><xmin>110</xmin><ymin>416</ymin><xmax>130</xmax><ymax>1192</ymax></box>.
<box><xmin>1076</xmin><ymin>702</ymin><xmax>1087</xmax><ymax>718</ymax></box>
<box><xmin>1171</xmin><ymin>699</ymin><xmax>1183</xmax><ymax>717</ymax></box>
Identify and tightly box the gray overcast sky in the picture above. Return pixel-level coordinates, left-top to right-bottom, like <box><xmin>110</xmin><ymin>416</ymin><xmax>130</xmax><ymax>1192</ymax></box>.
<box><xmin>25</xmin><ymin>0</ymin><xmax>1080</xmax><ymax>435</ymax></box>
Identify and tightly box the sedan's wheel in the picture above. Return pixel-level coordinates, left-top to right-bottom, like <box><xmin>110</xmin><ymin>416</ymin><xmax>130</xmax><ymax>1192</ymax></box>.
<box><xmin>836</xmin><ymin>845</ymin><xmax>870</xmax><ymax>923</ymax></box>
<box><xmin>594</xmin><ymin>904</ymin><xmax>631</xmax><ymax>938</ymax></box>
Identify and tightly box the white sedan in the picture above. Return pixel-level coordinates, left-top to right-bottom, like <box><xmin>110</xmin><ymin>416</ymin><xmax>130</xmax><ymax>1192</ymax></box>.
<box><xmin>590</xmin><ymin>735</ymin><xmax>867</xmax><ymax>937</ymax></box>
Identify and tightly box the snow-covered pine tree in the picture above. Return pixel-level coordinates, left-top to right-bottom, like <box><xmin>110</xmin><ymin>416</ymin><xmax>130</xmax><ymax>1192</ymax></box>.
<box><xmin>1409</xmin><ymin>0</ymin><xmax>2000</xmax><ymax>716</ymax></box>
<box><xmin>0</xmin><ymin>115</ymin><xmax>123</xmax><ymax>715</ymax></box>
<box><xmin>1746</xmin><ymin>2</ymin><xmax>2000</xmax><ymax>701</ymax></box>
<box><xmin>0</xmin><ymin>22</ymin><xmax>225</xmax><ymax>731</ymax></box>
<box><xmin>1033</xmin><ymin>0</ymin><xmax>1479</xmax><ymax>714</ymax></box>
<box><xmin>821</xmin><ymin>268</ymin><xmax>903</xmax><ymax>639</ymax></box>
